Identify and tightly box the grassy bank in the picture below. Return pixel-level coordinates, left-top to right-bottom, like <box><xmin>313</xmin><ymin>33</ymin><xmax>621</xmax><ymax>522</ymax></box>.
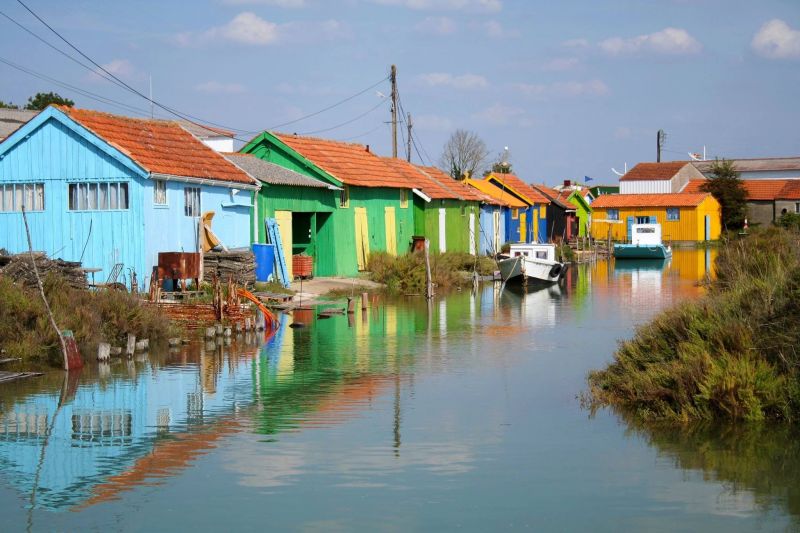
<box><xmin>366</xmin><ymin>251</ymin><xmax>496</xmax><ymax>294</ymax></box>
<box><xmin>0</xmin><ymin>274</ymin><xmax>174</xmax><ymax>367</ymax></box>
<box><xmin>588</xmin><ymin>227</ymin><xmax>800</xmax><ymax>422</ymax></box>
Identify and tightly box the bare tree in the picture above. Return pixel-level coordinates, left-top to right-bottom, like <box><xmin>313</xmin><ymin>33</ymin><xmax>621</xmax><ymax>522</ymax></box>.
<box><xmin>439</xmin><ymin>129</ymin><xmax>490</xmax><ymax>179</ymax></box>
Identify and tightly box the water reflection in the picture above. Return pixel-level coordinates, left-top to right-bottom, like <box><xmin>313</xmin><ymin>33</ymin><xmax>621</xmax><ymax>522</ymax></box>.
<box><xmin>0</xmin><ymin>249</ymin><xmax>796</xmax><ymax>530</ymax></box>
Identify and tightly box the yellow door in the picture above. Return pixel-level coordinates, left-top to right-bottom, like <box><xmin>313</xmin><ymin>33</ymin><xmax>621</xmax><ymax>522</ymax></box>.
<box><xmin>354</xmin><ymin>207</ymin><xmax>370</xmax><ymax>271</ymax></box>
<box><xmin>519</xmin><ymin>212</ymin><xmax>527</xmax><ymax>242</ymax></box>
<box><xmin>384</xmin><ymin>206</ymin><xmax>397</xmax><ymax>256</ymax></box>
<box><xmin>275</xmin><ymin>210</ymin><xmax>293</xmax><ymax>279</ymax></box>
<box><xmin>532</xmin><ymin>209</ymin><xmax>539</xmax><ymax>243</ymax></box>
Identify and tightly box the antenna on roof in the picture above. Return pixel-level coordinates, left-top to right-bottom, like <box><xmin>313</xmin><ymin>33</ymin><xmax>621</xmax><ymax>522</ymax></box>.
<box><xmin>611</xmin><ymin>162</ymin><xmax>628</xmax><ymax>177</ymax></box>
<box><xmin>688</xmin><ymin>145</ymin><xmax>707</xmax><ymax>161</ymax></box>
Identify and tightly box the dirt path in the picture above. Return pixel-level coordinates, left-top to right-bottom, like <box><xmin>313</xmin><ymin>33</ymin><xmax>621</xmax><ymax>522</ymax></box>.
<box><xmin>289</xmin><ymin>277</ymin><xmax>383</xmax><ymax>305</ymax></box>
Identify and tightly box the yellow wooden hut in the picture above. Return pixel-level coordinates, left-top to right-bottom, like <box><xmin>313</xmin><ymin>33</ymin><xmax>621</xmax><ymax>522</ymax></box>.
<box><xmin>590</xmin><ymin>192</ymin><xmax>721</xmax><ymax>242</ymax></box>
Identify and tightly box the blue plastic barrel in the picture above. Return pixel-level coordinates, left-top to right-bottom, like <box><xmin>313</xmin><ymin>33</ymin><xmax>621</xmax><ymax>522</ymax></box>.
<box><xmin>252</xmin><ymin>243</ymin><xmax>276</xmax><ymax>282</ymax></box>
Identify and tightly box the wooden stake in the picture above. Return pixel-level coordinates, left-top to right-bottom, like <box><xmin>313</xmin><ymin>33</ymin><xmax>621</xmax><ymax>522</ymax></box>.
<box><xmin>21</xmin><ymin>207</ymin><xmax>69</xmax><ymax>370</ymax></box>
<box><xmin>424</xmin><ymin>238</ymin><xmax>433</xmax><ymax>299</ymax></box>
<box><xmin>361</xmin><ymin>292</ymin><xmax>368</xmax><ymax>310</ymax></box>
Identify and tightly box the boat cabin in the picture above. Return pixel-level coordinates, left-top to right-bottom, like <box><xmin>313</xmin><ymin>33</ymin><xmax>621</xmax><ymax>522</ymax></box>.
<box><xmin>630</xmin><ymin>223</ymin><xmax>663</xmax><ymax>246</ymax></box>
<box><xmin>509</xmin><ymin>243</ymin><xmax>557</xmax><ymax>262</ymax></box>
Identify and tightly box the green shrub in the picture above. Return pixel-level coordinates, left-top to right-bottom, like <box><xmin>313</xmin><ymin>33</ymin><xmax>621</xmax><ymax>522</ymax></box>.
<box><xmin>366</xmin><ymin>251</ymin><xmax>496</xmax><ymax>294</ymax></box>
<box><xmin>589</xmin><ymin>227</ymin><xmax>800</xmax><ymax>422</ymax></box>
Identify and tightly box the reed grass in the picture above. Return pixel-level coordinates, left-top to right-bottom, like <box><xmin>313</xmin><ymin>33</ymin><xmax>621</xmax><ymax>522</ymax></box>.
<box><xmin>0</xmin><ymin>274</ymin><xmax>174</xmax><ymax>366</ymax></box>
<box><xmin>366</xmin><ymin>251</ymin><xmax>496</xmax><ymax>294</ymax></box>
<box><xmin>589</xmin><ymin>227</ymin><xmax>800</xmax><ymax>422</ymax></box>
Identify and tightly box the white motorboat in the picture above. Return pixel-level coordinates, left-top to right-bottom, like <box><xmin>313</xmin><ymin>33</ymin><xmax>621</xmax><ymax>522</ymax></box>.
<box><xmin>498</xmin><ymin>243</ymin><xmax>566</xmax><ymax>284</ymax></box>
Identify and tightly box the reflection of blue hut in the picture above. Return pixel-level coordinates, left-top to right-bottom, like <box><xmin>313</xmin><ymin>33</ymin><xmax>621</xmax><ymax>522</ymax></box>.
<box><xmin>0</xmin><ymin>348</ymin><xmax>257</xmax><ymax>510</ymax></box>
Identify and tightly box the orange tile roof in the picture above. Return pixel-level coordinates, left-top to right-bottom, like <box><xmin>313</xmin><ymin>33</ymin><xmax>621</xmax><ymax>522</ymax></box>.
<box><xmin>485</xmin><ymin>173</ymin><xmax>550</xmax><ymax>204</ymax></box>
<box><xmin>620</xmin><ymin>161</ymin><xmax>688</xmax><ymax>181</ymax></box>
<box><xmin>591</xmin><ymin>193</ymin><xmax>711</xmax><ymax>208</ymax></box>
<box><xmin>60</xmin><ymin>107</ymin><xmax>256</xmax><ymax>185</ymax></box>
<box><xmin>777</xmin><ymin>180</ymin><xmax>800</xmax><ymax>200</ymax></box>
<box><xmin>530</xmin><ymin>184</ymin><xmax>575</xmax><ymax>209</ymax></box>
<box><xmin>381</xmin><ymin>158</ymin><xmax>454</xmax><ymax>199</ymax></box>
<box><xmin>684</xmin><ymin>178</ymin><xmax>800</xmax><ymax>201</ymax></box>
<box><xmin>418</xmin><ymin>165</ymin><xmax>490</xmax><ymax>203</ymax></box>
<box><xmin>466</xmin><ymin>178</ymin><xmax>528</xmax><ymax>207</ymax></box>
<box><xmin>274</xmin><ymin>133</ymin><xmax>409</xmax><ymax>188</ymax></box>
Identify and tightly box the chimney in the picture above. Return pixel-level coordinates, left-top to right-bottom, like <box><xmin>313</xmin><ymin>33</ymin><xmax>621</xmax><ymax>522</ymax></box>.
<box><xmin>365</xmin><ymin>144</ymin><xmax>370</xmax><ymax>153</ymax></box>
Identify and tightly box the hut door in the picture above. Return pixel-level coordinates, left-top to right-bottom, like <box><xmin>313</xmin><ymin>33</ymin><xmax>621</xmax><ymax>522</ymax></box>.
<box><xmin>704</xmin><ymin>215</ymin><xmax>710</xmax><ymax>241</ymax></box>
<box><xmin>519</xmin><ymin>211</ymin><xmax>527</xmax><ymax>242</ymax></box>
<box><xmin>354</xmin><ymin>207</ymin><xmax>370</xmax><ymax>271</ymax></box>
<box><xmin>275</xmin><ymin>210</ymin><xmax>293</xmax><ymax>279</ymax></box>
<box><xmin>492</xmin><ymin>209</ymin><xmax>500</xmax><ymax>253</ymax></box>
<box><xmin>439</xmin><ymin>208</ymin><xmax>447</xmax><ymax>252</ymax></box>
<box><xmin>384</xmin><ymin>206</ymin><xmax>397</xmax><ymax>256</ymax></box>
<box><xmin>469</xmin><ymin>211</ymin><xmax>476</xmax><ymax>255</ymax></box>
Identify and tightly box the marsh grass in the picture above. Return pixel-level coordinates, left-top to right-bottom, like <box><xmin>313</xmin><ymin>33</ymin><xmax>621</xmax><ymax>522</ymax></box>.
<box><xmin>0</xmin><ymin>274</ymin><xmax>174</xmax><ymax>366</ymax></box>
<box><xmin>589</xmin><ymin>227</ymin><xmax>800</xmax><ymax>422</ymax></box>
<box><xmin>366</xmin><ymin>251</ymin><xmax>496</xmax><ymax>294</ymax></box>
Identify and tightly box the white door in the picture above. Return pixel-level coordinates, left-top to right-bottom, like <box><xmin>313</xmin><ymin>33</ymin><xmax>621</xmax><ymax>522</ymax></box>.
<box><xmin>438</xmin><ymin>207</ymin><xmax>447</xmax><ymax>253</ymax></box>
<box><xmin>493</xmin><ymin>209</ymin><xmax>500</xmax><ymax>254</ymax></box>
<box><xmin>469</xmin><ymin>212</ymin><xmax>476</xmax><ymax>255</ymax></box>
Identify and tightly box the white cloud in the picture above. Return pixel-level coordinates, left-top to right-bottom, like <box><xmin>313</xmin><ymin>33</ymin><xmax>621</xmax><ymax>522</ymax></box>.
<box><xmin>751</xmin><ymin>19</ymin><xmax>800</xmax><ymax>59</ymax></box>
<box><xmin>482</xmin><ymin>20</ymin><xmax>518</xmax><ymax>38</ymax></box>
<box><xmin>88</xmin><ymin>58</ymin><xmax>141</xmax><ymax>82</ymax></box>
<box><xmin>222</xmin><ymin>0</ymin><xmax>306</xmax><ymax>6</ymax></box>
<box><xmin>415</xmin><ymin>16</ymin><xmax>456</xmax><ymax>35</ymax></box>
<box><xmin>513</xmin><ymin>79</ymin><xmax>609</xmax><ymax>98</ymax></box>
<box><xmin>368</xmin><ymin>0</ymin><xmax>501</xmax><ymax>12</ymax></box>
<box><xmin>472</xmin><ymin>103</ymin><xmax>532</xmax><ymax>127</ymax></box>
<box><xmin>599</xmin><ymin>27</ymin><xmax>702</xmax><ymax>56</ymax></box>
<box><xmin>175</xmin><ymin>12</ymin><xmax>350</xmax><ymax>46</ymax></box>
<box><xmin>562</xmin><ymin>38</ymin><xmax>589</xmax><ymax>49</ymax></box>
<box><xmin>541</xmin><ymin>57</ymin><xmax>580</xmax><ymax>71</ymax></box>
<box><xmin>419</xmin><ymin>72</ymin><xmax>488</xmax><ymax>89</ymax></box>
<box><xmin>414</xmin><ymin>114</ymin><xmax>454</xmax><ymax>131</ymax></box>
<box><xmin>195</xmin><ymin>81</ymin><xmax>247</xmax><ymax>94</ymax></box>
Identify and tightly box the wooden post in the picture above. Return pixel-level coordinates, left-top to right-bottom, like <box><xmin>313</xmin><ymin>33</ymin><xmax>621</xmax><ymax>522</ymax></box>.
<box><xmin>21</xmin><ymin>207</ymin><xmax>69</xmax><ymax>370</ymax></box>
<box><xmin>424</xmin><ymin>238</ymin><xmax>433</xmax><ymax>299</ymax></box>
<box><xmin>97</xmin><ymin>343</ymin><xmax>110</xmax><ymax>361</ymax></box>
<box><xmin>347</xmin><ymin>297</ymin><xmax>355</xmax><ymax>314</ymax></box>
<box><xmin>126</xmin><ymin>334</ymin><xmax>136</xmax><ymax>357</ymax></box>
<box><xmin>361</xmin><ymin>292</ymin><xmax>368</xmax><ymax>310</ymax></box>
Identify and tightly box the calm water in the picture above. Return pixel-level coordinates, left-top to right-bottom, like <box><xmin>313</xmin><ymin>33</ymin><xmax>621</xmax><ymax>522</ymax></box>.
<box><xmin>1</xmin><ymin>249</ymin><xmax>798</xmax><ymax>532</ymax></box>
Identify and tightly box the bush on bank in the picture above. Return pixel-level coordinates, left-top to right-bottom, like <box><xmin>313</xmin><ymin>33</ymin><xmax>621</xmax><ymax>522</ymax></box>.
<box><xmin>367</xmin><ymin>251</ymin><xmax>496</xmax><ymax>294</ymax></box>
<box><xmin>0</xmin><ymin>274</ymin><xmax>173</xmax><ymax>366</ymax></box>
<box><xmin>588</xmin><ymin>227</ymin><xmax>800</xmax><ymax>422</ymax></box>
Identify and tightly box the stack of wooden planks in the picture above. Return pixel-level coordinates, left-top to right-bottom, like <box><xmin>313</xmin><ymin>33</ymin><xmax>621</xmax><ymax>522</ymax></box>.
<box><xmin>0</xmin><ymin>252</ymin><xmax>87</xmax><ymax>290</ymax></box>
<box><xmin>203</xmin><ymin>249</ymin><xmax>256</xmax><ymax>287</ymax></box>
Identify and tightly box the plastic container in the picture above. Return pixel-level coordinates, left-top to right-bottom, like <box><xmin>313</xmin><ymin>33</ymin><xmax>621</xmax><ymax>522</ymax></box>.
<box><xmin>252</xmin><ymin>243</ymin><xmax>276</xmax><ymax>282</ymax></box>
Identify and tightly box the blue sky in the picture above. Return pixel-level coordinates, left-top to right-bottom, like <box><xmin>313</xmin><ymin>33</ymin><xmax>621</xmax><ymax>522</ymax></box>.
<box><xmin>1</xmin><ymin>0</ymin><xmax>799</xmax><ymax>185</ymax></box>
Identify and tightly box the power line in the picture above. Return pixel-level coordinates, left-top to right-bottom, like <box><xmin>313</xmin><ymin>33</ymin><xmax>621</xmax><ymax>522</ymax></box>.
<box><xmin>0</xmin><ymin>56</ymin><xmax>151</xmax><ymax>116</ymax></box>
<box><xmin>297</xmin><ymin>98</ymin><xmax>389</xmax><ymax>136</ymax></box>
<box><xmin>267</xmin><ymin>77</ymin><xmax>388</xmax><ymax>131</ymax></box>
<box><xmin>339</xmin><ymin>122</ymin><xmax>388</xmax><ymax>142</ymax></box>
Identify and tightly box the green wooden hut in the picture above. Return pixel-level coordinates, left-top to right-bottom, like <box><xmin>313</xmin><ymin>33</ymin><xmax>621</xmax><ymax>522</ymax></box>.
<box><xmin>240</xmin><ymin>132</ymin><xmax>422</xmax><ymax>277</ymax></box>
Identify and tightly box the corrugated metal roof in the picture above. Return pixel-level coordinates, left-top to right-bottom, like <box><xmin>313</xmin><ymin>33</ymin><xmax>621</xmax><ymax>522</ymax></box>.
<box><xmin>223</xmin><ymin>153</ymin><xmax>330</xmax><ymax>188</ymax></box>
<box><xmin>591</xmin><ymin>193</ymin><xmax>711</xmax><ymax>208</ymax></box>
<box><xmin>0</xmin><ymin>108</ymin><xmax>39</xmax><ymax>140</ymax></box>
<box><xmin>178</xmin><ymin>120</ymin><xmax>234</xmax><ymax>139</ymax></box>
<box><xmin>694</xmin><ymin>157</ymin><xmax>800</xmax><ymax>173</ymax></box>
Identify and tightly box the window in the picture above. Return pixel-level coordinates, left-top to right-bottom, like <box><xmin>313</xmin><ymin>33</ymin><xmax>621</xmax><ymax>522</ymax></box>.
<box><xmin>0</xmin><ymin>183</ymin><xmax>44</xmax><ymax>212</ymax></box>
<box><xmin>399</xmin><ymin>189</ymin><xmax>408</xmax><ymax>208</ymax></box>
<box><xmin>184</xmin><ymin>187</ymin><xmax>201</xmax><ymax>217</ymax></box>
<box><xmin>795</xmin><ymin>203</ymin><xmax>800</xmax><ymax>214</ymax></box>
<box><xmin>636</xmin><ymin>216</ymin><xmax>650</xmax><ymax>224</ymax></box>
<box><xmin>666</xmin><ymin>208</ymin><xmax>680</xmax><ymax>221</ymax></box>
<box><xmin>540</xmin><ymin>205</ymin><xmax>546</xmax><ymax>219</ymax></box>
<box><xmin>339</xmin><ymin>185</ymin><xmax>350</xmax><ymax>208</ymax></box>
<box><xmin>69</xmin><ymin>182</ymin><xmax>128</xmax><ymax>211</ymax></box>
<box><xmin>607</xmin><ymin>208</ymin><xmax>619</xmax><ymax>221</ymax></box>
<box><xmin>154</xmin><ymin>179</ymin><xmax>167</xmax><ymax>205</ymax></box>
<box><xmin>535</xmin><ymin>251</ymin><xmax>547</xmax><ymax>259</ymax></box>
<box><xmin>512</xmin><ymin>208</ymin><xmax>519</xmax><ymax>220</ymax></box>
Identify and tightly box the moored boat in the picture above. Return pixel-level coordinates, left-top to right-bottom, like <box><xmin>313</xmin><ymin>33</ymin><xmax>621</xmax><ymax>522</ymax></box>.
<box><xmin>613</xmin><ymin>223</ymin><xmax>672</xmax><ymax>260</ymax></box>
<box><xmin>498</xmin><ymin>243</ymin><xmax>566</xmax><ymax>285</ymax></box>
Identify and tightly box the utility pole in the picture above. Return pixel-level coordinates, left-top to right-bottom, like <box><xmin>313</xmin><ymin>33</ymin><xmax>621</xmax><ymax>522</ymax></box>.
<box><xmin>406</xmin><ymin>112</ymin><xmax>412</xmax><ymax>162</ymax></box>
<box><xmin>390</xmin><ymin>64</ymin><xmax>398</xmax><ymax>158</ymax></box>
<box><xmin>656</xmin><ymin>129</ymin><xmax>666</xmax><ymax>162</ymax></box>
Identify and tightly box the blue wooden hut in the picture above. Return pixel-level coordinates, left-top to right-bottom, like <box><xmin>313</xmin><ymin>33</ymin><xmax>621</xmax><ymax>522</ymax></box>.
<box><xmin>0</xmin><ymin>106</ymin><xmax>259</xmax><ymax>289</ymax></box>
<box><xmin>483</xmin><ymin>172</ymin><xmax>550</xmax><ymax>243</ymax></box>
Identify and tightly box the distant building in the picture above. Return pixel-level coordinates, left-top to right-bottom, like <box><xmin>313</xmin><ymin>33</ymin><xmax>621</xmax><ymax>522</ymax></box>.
<box><xmin>0</xmin><ymin>108</ymin><xmax>38</xmax><ymax>141</ymax></box>
<box><xmin>618</xmin><ymin>162</ymin><xmax>705</xmax><ymax>194</ymax></box>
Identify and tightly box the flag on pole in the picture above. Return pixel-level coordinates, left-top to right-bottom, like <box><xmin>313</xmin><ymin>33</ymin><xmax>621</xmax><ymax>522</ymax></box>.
<box><xmin>584</xmin><ymin>175</ymin><xmax>593</xmax><ymax>182</ymax></box>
